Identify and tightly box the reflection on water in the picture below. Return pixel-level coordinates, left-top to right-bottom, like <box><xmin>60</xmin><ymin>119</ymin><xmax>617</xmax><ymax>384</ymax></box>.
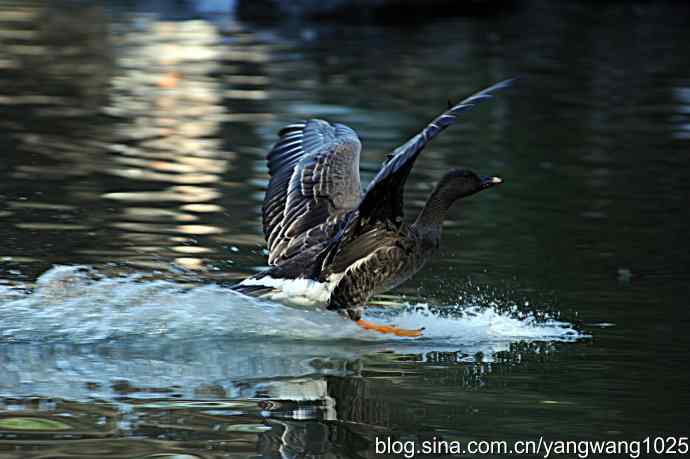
<box><xmin>0</xmin><ymin>1</ymin><xmax>272</xmax><ymax>278</ymax></box>
<box><xmin>105</xmin><ymin>18</ymin><xmax>228</xmax><ymax>273</ymax></box>
<box><xmin>1</xmin><ymin>0</ymin><xmax>690</xmax><ymax>457</ymax></box>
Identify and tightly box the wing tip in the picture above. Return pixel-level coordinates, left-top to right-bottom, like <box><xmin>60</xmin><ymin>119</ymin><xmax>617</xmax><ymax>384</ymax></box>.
<box><xmin>476</xmin><ymin>77</ymin><xmax>517</xmax><ymax>97</ymax></box>
<box><xmin>488</xmin><ymin>76</ymin><xmax>520</xmax><ymax>92</ymax></box>
<box><xmin>446</xmin><ymin>76</ymin><xmax>518</xmax><ymax>113</ymax></box>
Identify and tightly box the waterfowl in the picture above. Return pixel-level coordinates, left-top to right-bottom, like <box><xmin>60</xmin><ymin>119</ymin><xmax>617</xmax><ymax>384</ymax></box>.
<box><xmin>234</xmin><ymin>79</ymin><xmax>512</xmax><ymax>336</ymax></box>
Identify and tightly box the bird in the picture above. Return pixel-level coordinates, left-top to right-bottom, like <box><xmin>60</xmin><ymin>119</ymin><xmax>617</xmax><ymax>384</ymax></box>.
<box><xmin>233</xmin><ymin>79</ymin><xmax>512</xmax><ymax>337</ymax></box>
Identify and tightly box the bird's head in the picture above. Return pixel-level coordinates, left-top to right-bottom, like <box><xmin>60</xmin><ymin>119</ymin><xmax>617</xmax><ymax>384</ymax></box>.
<box><xmin>436</xmin><ymin>168</ymin><xmax>503</xmax><ymax>202</ymax></box>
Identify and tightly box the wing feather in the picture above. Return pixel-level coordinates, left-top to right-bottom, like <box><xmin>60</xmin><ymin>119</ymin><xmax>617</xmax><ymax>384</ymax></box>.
<box><xmin>357</xmin><ymin>78</ymin><xmax>514</xmax><ymax>223</ymax></box>
<box><xmin>320</xmin><ymin>79</ymin><xmax>514</xmax><ymax>275</ymax></box>
<box><xmin>262</xmin><ymin>119</ymin><xmax>362</xmax><ymax>265</ymax></box>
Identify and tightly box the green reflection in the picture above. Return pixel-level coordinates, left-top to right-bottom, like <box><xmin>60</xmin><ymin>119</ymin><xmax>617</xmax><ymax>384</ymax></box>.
<box><xmin>0</xmin><ymin>417</ymin><xmax>71</xmax><ymax>431</ymax></box>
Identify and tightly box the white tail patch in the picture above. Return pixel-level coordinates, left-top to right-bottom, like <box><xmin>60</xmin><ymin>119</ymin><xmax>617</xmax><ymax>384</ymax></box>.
<box><xmin>239</xmin><ymin>275</ymin><xmax>342</xmax><ymax>307</ymax></box>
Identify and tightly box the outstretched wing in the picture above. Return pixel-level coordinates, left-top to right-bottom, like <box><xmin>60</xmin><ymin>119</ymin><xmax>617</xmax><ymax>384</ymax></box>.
<box><xmin>356</xmin><ymin>78</ymin><xmax>514</xmax><ymax>224</ymax></box>
<box><xmin>319</xmin><ymin>79</ymin><xmax>513</xmax><ymax>275</ymax></box>
<box><xmin>262</xmin><ymin>119</ymin><xmax>362</xmax><ymax>265</ymax></box>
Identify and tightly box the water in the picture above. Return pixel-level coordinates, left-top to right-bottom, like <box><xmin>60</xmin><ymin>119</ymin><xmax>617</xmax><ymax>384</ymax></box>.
<box><xmin>0</xmin><ymin>1</ymin><xmax>689</xmax><ymax>457</ymax></box>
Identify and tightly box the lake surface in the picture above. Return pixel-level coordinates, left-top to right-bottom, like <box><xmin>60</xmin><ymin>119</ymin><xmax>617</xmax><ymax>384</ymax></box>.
<box><xmin>1</xmin><ymin>1</ymin><xmax>689</xmax><ymax>458</ymax></box>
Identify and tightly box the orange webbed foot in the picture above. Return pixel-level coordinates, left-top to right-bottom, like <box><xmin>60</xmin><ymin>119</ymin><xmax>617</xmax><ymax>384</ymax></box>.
<box><xmin>356</xmin><ymin>319</ymin><xmax>424</xmax><ymax>337</ymax></box>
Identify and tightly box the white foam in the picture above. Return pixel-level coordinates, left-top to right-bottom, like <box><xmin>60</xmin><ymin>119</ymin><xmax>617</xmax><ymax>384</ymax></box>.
<box><xmin>391</xmin><ymin>304</ymin><xmax>582</xmax><ymax>344</ymax></box>
<box><xmin>0</xmin><ymin>266</ymin><xmax>360</xmax><ymax>343</ymax></box>
<box><xmin>0</xmin><ymin>266</ymin><xmax>588</xmax><ymax>401</ymax></box>
<box><xmin>0</xmin><ymin>265</ymin><xmax>584</xmax><ymax>345</ymax></box>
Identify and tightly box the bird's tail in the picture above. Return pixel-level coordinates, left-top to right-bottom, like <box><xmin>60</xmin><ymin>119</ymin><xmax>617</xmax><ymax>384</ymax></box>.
<box><xmin>230</xmin><ymin>283</ymin><xmax>277</xmax><ymax>297</ymax></box>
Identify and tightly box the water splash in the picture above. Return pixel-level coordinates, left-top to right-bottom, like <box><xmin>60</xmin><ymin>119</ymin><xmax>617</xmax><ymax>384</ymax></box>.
<box><xmin>388</xmin><ymin>304</ymin><xmax>582</xmax><ymax>343</ymax></box>
<box><xmin>0</xmin><ymin>265</ymin><xmax>584</xmax><ymax>345</ymax></box>
<box><xmin>0</xmin><ymin>266</ymin><xmax>587</xmax><ymax>401</ymax></box>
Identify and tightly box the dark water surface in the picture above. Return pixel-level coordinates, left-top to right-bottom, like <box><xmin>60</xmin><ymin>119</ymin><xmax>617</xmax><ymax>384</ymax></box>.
<box><xmin>1</xmin><ymin>1</ymin><xmax>689</xmax><ymax>458</ymax></box>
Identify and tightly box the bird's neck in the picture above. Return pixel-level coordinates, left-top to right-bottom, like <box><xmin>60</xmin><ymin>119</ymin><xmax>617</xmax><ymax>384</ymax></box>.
<box><xmin>412</xmin><ymin>186</ymin><xmax>455</xmax><ymax>251</ymax></box>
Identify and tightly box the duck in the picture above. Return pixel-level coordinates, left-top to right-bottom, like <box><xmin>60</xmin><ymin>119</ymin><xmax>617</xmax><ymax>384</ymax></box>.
<box><xmin>233</xmin><ymin>79</ymin><xmax>512</xmax><ymax>337</ymax></box>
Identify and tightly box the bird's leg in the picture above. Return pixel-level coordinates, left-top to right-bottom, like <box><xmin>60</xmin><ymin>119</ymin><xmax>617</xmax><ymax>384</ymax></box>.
<box><xmin>355</xmin><ymin>319</ymin><xmax>424</xmax><ymax>337</ymax></box>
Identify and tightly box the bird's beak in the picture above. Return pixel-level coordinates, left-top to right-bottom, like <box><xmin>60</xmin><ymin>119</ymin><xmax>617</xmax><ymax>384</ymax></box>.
<box><xmin>480</xmin><ymin>176</ymin><xmax>503</xmax><ymax>189</ymax></box>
